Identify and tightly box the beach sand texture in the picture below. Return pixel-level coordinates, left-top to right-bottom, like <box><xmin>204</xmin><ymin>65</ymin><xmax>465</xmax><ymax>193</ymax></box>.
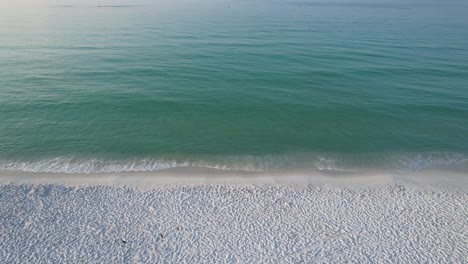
<box><xmin>0</xmin><ymin>170</ymin><xmax>466</xmax><ymax>263</ymax></box>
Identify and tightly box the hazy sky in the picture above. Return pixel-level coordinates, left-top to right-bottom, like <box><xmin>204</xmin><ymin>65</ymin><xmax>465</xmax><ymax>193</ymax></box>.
<box><xmin>0</xmin><ymin>0</ymin><xmax>197</xmax><ymax>7</ymax></box>
<box><xmin>0</xmin><ymin>0</ymin><xmax>210</xmax><ymax>4</ymax></box>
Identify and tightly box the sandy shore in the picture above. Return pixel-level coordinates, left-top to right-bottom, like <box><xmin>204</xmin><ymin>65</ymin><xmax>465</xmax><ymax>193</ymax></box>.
<box><xmin>0</xmin><ymin>168</ymin><xmax>467</xmax><ymax>262</ymax></box>
<box><xmin>1</xmin><ymin>164</ymin><xmax>468</xmax><ymax>189</ymax></box>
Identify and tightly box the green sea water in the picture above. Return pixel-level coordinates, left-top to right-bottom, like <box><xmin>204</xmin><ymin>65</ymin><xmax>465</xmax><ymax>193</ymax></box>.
<box><xmin>0</xmin><ymin>0</ymin><xmax>467</xmax><ymax>173</ymax></box>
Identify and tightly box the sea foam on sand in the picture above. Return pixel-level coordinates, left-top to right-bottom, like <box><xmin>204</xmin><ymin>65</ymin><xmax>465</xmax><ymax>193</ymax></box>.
<box><xmin>0</xmin><ymin>169</ymin><xmax>466</xmax><ymax>263</ymax></box>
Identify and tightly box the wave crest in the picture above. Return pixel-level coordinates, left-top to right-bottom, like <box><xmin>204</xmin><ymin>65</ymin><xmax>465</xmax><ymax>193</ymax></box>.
<box><xmin>0</xmin><ymin>152</ymin><xmax>466</xmax><ymax>174</ymax></box>
<box><xmin>0</xmin><ymin>158</ymin><xmax>190</xmax><ymax>174</ymax></box>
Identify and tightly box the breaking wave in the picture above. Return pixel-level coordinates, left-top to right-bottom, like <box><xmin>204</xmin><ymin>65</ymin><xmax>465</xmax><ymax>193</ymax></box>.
<box><xmin>0</xmin><ymin>152</ymin><xmax>466</xmax><ymax>174</ymax></box>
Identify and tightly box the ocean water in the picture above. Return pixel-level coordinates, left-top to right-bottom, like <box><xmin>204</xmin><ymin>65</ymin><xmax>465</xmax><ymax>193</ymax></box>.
<box><xmin>0</xmin><ymin>0</ymin><xmax>467</xmax><ymax>173</ymax></box>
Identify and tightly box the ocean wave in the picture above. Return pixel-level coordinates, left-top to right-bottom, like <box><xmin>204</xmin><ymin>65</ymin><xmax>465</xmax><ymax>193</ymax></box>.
<box><xmin>395</xmin><ymin>152</ymin><xmax>468</xmax><ymax>172</ymax></box>
<box><xmin>0</xmin><ymin>158</ymin><xmax>190</xmax><ymax>174</ymax></box>
<box><xmin>0</xmin><ymin>153</ymin><xmax>466</xmax><ymax>174</ymax></box>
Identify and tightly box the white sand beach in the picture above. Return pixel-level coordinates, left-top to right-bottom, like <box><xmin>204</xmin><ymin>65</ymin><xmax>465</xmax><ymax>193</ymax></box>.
<box><xmin>0</xmin><ymin>168</ymin><xmax>467</xmax><ymax>263</ymax></box>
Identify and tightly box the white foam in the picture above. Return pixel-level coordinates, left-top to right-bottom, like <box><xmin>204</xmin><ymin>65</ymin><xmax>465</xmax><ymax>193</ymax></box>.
<box><xmin>0</xmin><ymin>158</ymin><xmax>190</xmax><ymax>174</ymax></box>
<box><xmin>396</xmin><ymin>152</ymin><xmax>468</xmax><ymax>172</ymax></box>
<box><xmin>0</xmin><ymin>152</ymin><xmax>466</xmax><ymax>174</ymax></box>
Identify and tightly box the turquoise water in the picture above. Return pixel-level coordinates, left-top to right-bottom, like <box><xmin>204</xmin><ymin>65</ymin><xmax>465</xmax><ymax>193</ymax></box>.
<box><xmin>1</xmin><ymin>1</ymin><xmax>468</xmax><ymax>173</ymax></box>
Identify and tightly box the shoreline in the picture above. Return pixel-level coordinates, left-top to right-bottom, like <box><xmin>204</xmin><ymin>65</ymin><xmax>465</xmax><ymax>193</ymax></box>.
<box><xmin>1</xmin><ymin>165</ymin><xmax>467</xmax><ymax>190</ymax></box>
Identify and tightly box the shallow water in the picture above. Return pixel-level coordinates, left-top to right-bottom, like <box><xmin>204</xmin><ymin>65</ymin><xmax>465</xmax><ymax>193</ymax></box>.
<box><xmin>1</xmin><ymin>0</ymin><xmax>467</xmax><ymax>173</ymax></box>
